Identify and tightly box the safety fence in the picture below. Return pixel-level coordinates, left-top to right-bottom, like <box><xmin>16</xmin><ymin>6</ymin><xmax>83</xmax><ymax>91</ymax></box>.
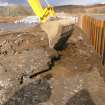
<box><xmin>82</xmin><ymin>15</ymin><xmax>105</xmax><ymax>65</ymax></box>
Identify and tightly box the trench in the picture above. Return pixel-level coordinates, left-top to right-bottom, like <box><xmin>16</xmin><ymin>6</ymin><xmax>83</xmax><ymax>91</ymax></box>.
<box><xmin>20</xmin><ymin>28</ymin><xmax>74</xmax><ymax>84</ymax></box>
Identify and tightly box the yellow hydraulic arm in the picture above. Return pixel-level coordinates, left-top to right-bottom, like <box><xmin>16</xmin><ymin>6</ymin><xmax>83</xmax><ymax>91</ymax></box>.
<box><xmin>28</xmin><ymin>0</ymin><xmax>56</xmax><ymax>22</ymax></box>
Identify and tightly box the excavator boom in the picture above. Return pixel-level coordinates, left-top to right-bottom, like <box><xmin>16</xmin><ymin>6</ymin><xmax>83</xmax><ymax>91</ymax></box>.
<box><xmin>28</xmin><ymin>0</ymin><xmax>56</xmax><ymax>22</ymax></box>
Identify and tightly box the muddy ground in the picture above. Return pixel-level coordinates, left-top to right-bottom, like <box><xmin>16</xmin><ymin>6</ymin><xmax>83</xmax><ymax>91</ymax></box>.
<box><xmin>0</xmin><ymin>23</ymin><xmax>104</xmax><ymax>105</ymax></box>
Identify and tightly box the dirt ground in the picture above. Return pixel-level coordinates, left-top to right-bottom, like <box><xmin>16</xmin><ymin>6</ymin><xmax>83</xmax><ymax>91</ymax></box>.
<box><xmin>0</xmin><ymin>16</ymin><xmax>24</xmax><ymax>23</ymax></box>
<box><xmin>41</xmin><ymin>26</ymin><xmax>105</xmax><ymax>105</ymax></box>
<box><xmin>0</xmin><ymin>21</ymin><xmax>104</xmax><ymax>105</ymax></box>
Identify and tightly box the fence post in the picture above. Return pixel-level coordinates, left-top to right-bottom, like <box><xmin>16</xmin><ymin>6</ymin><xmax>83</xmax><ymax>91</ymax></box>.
<box><xmin>102</xmin><ymin>21</ymin><xmax>105</xmax><ymax>65</ymax></box>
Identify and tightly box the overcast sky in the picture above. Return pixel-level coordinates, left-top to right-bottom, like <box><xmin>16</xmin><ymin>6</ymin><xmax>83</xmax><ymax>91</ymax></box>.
<box><xmin>0</xmin><ymin>0</ymin><xmax>105</xmax><ymax>5</ymax></box>
<box><xmin>48</xmin><ymin>0</ymin><xmax>105</xmax><ymax>5</ymax></box>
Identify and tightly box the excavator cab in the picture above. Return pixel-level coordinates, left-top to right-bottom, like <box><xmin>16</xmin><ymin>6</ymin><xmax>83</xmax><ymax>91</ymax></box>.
<box><xmin>28</xmin><ymin>0</ymin><xmax>56</xmax><ymax>22</ymax></box>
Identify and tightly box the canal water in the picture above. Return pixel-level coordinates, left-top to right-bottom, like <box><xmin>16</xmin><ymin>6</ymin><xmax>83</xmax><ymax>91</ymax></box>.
<box><xmin>0</xmin><ymin>23</ymin><xmax>37</xmax><ymax>31</ymax></box>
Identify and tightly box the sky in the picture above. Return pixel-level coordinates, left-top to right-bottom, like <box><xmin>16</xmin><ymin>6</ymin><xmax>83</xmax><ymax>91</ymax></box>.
<box><xmin>48</xmin><ymin>0</ymin><xmax>105</xmax><ymax>5</ymax></box>
<box><xmin>0</xmin><ymin>0</ymin><xmax>105</xmax><ymax>5</ymax></box>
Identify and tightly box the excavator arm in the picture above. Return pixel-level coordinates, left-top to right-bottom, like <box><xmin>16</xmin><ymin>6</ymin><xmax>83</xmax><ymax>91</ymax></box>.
<box><xmin>28</xmin><ymin>0</ymin><xmax>56</xmax><ymax>22</ymax></box>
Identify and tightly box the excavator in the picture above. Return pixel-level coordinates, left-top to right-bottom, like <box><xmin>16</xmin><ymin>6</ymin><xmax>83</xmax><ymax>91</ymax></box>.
<box><xmin>28</xmin><ymin>0</ymin><xmax>74</xmax><ymax>48</ymax></box>
<box><xmin>28</xmin><ymin>0</ymin><xmax>56</xmax><ymax>22</ymax></box>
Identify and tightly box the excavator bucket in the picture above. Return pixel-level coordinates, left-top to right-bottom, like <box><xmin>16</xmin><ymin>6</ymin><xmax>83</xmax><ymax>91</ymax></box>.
<box><xmin>28</xmin><ymin>0</ymin><xmax>56</xmax><ymax>22</ymax></box>
<box><xmin>41</xmin><ymin>19</ymin><xmax>73</xmax><ymax>48</ymax></box>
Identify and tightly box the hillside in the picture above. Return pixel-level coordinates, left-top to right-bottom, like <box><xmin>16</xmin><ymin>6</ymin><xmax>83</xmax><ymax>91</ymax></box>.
<box><xmin>86</xmin><ymin>4</ymin><xmax>105</xmax><ymax>13</ymax></box>
<box><xmin>0</xmin><ymin>3</ymin><xmax>105</xmax><ymax>16</ymax></box>
<box><xmin>55</xmin><ymin>4</ymin><xmax>105</xmax><ymax>14</ymax></box>
<box><xmin>0</xmin><ymin>5</ymin><xmax>32</xmax><ymax>16</ymax></box>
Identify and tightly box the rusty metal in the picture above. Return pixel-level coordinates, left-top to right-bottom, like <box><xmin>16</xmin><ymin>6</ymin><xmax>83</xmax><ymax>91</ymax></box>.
<box><xmin>82</xmin><ymin>15</ymin><xmax>105</xmax><ymax>65</ymax></box>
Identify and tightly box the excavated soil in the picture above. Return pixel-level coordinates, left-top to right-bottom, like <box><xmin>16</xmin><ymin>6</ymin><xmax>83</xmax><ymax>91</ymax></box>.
<box><xmin>0</xmin><ymin>23</ymin><xmax>104</xmax><ymax>105</ymax></box>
